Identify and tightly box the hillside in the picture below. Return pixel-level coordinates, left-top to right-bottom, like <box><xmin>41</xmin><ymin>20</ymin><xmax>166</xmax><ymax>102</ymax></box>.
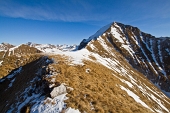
<box><xmin>0</xmin><ymin>22</ymin><xmax>170</xmax><ymax>113</ymax></box>
<box><xmin>79</xmin><ymin>22</ymin><xmax>170</xmax><ymax>94</ymax></box>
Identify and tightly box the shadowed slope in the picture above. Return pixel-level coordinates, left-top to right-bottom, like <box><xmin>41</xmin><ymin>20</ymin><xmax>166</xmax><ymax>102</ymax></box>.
<box><xmin>0</xmin><ymin>56</ymin><xmax>53</xmax><ymax>113</ymax></box>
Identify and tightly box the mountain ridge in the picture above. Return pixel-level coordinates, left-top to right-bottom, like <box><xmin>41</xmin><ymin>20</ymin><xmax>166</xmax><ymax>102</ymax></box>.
<box><xmin>78</xmin><ymin>22</ymin><xmax>170</xmax><ymax>94</ymax></box>
<box><xmin>0</xmin><ymin>21</ymin><xmax>170</xmax><ymax>112</ymax></box>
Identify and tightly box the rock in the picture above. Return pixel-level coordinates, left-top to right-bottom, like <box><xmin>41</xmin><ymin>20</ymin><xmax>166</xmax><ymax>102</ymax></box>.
<box><xmin>65</xmin><ymin>107</ymin><xmax>81</xmax><ymax>113</ymax></box>
<box><xmin>50</xmin><ymin>84</ymin><xmax>67</xmax><ymax>98</ymax></box>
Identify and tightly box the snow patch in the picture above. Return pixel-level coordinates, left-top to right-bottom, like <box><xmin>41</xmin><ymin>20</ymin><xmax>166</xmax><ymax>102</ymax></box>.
<box><xmin>121</xmin><ymin>45</ymin><xmax>135</xmax><ymax>57</ymax></box>
<box><xmin>31</xmin><ymin>91</ymin><xmax>80</xmax><ymax>113</ymax></box>
<box><xmin>121</xmin><ymin>79</ymin><xmax>133</xmax><ymax>88</ymax></box>
<box><xmin>165</xmin><ymin>48</ymin><xmax>170</xmax><ymax>55</ymax></box>
<box><xmin>84</xmin><ymin>22</ymin><xmax>113</xmax><ymax>42</ymax></box>
<box><xmin>62</xmin><ymin>48</ymin><xmax>91</xmax><ymax>65</ymax></box>
<box><xmin>31</xmin><ymin>94</ymin><xmax>67</xmax><ymax>113</ymax></box>
<box><xmin>45</xmin><ymin>48</ymin><xmax>91</xmax><ymax>65</ymax></box>
<box><xmin>150</xmin><ymin>39</ymin><xmax>166</xmax><ymax>76</ymax></box>
<box><xmin>112</xmin><ymin>74</ymin><xmax>133</xmax><ymax>88</ymax></box>
<box><xmin>136</xmin><ymin>36</ymin><xmax>158</xmax><ymax>75</ymax></box>
<box><xmin>88</xmin><ymin>42</ymin><xmax>96</xmax><ymax>50</ymax></box>
<box><xmin>7</xmin><ymin>67</ymin><xmax>22</xmax><ymax>79</ymax></box>
<box><xmin>8</xmin><ymin>78</ymin><xmax>16</xmax><ymax>88</ymax></box>
<box><xmin>150</xmin><ymin>94</ymin><xmax>169</xmax><ymax>112</ymax></box>
<box><xmin>0</xmin><ymin>60</ymin><xmax>3</xmax><ymax>66</ymax></box>
<box><xmin>65</xmin><ymin>107</ymin><xmax>81</xmax><ymax>113</ymax></box>
<box><xmin>110</xmin><ymin>26</ymin><xmax>124</xmax><ymax>43</ymax></box>
<box><xmin>158</xmin><ymin>40</ymin><xmax>163</xmax><ymax>63</ymax></box>
<box><xmin>120</xmin><ymin>85</ymin><xmax>152</xmax><ymax>111</ymax></box>
<box><xmin>8</xmin><ymin>44</ymin><xmax>22</xmax><ymax>56</ymax></box>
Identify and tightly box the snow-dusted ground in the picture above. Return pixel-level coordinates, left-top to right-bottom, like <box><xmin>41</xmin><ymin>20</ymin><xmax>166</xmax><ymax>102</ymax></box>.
<box><xmin>7</xmin><ymin>67</ymin><xmax>22</xmax><ymax>79</ymax></box>
<box><xmin>0</xmin><ymin>60</ymin><xmax>3</xmax><ymax>66</ymax></box>
<box><xmin>8</xmin><ymin>44</ymin><xmax>22</xmax><ymax>56</ymax></box>
<box><xmin>31</xmin><ymin>94</ymin><xmax>80</xmax><ymax>113</ymax></box>
<box><xmin>120</xmin><ymin>85</ymin><xmax>153</xmax><ymax>111</ymax></box>
<box><xmin>5</xmin><ymin>65</ymin><xmax>80</xmax><ymax>113</ymax></box>
<box><xmin>30</xmin><ymin>70</ymin><xmax>81</xmax><ymax>113</ymax></box>
<box><xmin>46</xmin><ymin>48</ymin><xmax>91</xmax><ymax>65</ymax></box>
<box><xmin>40</xmin><ymin>41</ymin><xmax>170</xmax><ymax>112</ymax></box>
<box><xmin>2</xmin><ymin>22</ymin><xmax>170</xmax><ymax>113</ymax></box>
<box><xmin>0</xmin><ymin>67</ymin><xmax>22</xmax><ymax>83</ymax></box>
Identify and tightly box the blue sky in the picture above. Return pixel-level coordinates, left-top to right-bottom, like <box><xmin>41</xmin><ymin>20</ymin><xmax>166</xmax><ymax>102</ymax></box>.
<box><xmin>0</xmin><ymin>0</ymin><xmax>170</xmax><ymax>45</ymax></box>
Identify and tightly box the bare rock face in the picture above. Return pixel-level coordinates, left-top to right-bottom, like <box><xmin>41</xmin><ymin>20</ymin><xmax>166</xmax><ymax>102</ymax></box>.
<box><xmin>50</xmin><ymin>84</ymin><xmax>67</xmax><ymax>98</ymax></box>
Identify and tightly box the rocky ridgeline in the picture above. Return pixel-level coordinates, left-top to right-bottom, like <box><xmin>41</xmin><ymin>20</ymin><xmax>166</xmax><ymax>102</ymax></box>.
<box><xmin>0</xmin><ymin>56</ymin><xmax>80</xmax><ymax>113</ymax></box>
<box><xmin>30</xmin><ymin>60</ymin><xmax>80</xmax><ymax>113</ymax></box>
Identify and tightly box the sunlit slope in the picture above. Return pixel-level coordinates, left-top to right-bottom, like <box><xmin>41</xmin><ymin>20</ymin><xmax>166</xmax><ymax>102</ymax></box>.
<box><xmin>79</xmin><ymin>22</ymin><xmax>170</xmax><ymax>93</ymax></box>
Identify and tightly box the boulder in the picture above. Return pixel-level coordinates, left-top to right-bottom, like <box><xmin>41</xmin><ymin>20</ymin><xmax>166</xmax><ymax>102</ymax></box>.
<box><xmin>50</xmin><ymin>84</ymin><xmax>67</xmax><ymax>98</ymax></box>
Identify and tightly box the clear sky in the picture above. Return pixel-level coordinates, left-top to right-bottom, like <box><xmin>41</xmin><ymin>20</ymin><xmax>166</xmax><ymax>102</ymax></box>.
<box><xmin>0</xmin><ymin>0</ymin><xmax>170</xmax><ymax>45</ymax></box>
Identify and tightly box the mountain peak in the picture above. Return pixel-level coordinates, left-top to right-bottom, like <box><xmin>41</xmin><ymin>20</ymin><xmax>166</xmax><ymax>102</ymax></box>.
<box><xmin>1</xmin><ymin>22</ymin><xmax>170</xmax><ymax>112</ymax></box>
<box><xmin>78</xmin><ymin>22</ymin><xmax>155</xmax><ymax>50</ymax></box>
<box><xmin>78</xmin><ymin>22</ymin><xmax>123</xmax><ymax>49</ymax></box>
<box><xmin>0</xmin><ymin>42</ymin><xmax>15</xmax><ymax>51</ymax></box>
<box><xmin>78</xmin><ymin>22</ymin><xmax>115</xmax><ymax>50</ymax></box>
<box><xmin>79</xmin><ymin>21</ymin><xmax>170</xmax><ymax>94</ymax></box>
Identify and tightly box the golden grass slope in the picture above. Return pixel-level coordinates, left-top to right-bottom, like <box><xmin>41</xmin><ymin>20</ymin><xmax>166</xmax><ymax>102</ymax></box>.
<box><xmin>0</xmin><ymin>52</ymin><xmax>170</xmax><ymax>112</ymax></box>
<box><xmin>0</xmin><ymin>34</ymin><xmax>170</xmax><ymax>112</ymax></box>
<box><xmin>46</xmin><ymin>53</ymin><xmax>170</xmax><ymax>112</ymax></box>
<box><xmin>0</xmin><ymin>44</ymin><xmax>42</xmax><ymax>78</ymax></box>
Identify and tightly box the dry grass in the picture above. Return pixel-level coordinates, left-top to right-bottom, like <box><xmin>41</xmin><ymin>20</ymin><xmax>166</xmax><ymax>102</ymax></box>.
<box><xmin>0</xmin><ymin>54</ymin><xmax>42</xmax><ymax>78</ymax></box>
<box><xmin>0</xmin><ymin>44</ymin><xmax>42</xmax><ymax>78</ymax></box>
<box><xmin>44</xmin><ymin>34</ymin><xmax>170</xmax><ymax>112</ymax></box>
<box><xmin>1</xmin><ymin>52</ymin><xmax>170</xmax><ymax>112</ymax></box>
<box><xmin>1</xmin><ymin>32</ymin><xmax>170</xmax><ymax>112</ymax></box>
<box><xmin>47</xmin><ymin>55</ymin><xmax>155</xmax><ymax>113</ymax></box>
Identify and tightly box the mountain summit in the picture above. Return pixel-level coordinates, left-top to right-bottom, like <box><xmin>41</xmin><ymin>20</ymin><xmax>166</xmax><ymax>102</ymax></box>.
<box><xmin>79</xmin><ymin>22</ymin><xmax>170</xmax><ymax>93</ymax></box>
<box><xmin>0</xmin><ymin>22</ymin><xmax>170</xmax><ymax>113</ymax></box>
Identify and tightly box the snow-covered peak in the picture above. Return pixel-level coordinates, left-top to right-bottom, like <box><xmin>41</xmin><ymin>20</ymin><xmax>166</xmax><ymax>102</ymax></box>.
<box><xmin>9</xmin><ymin>44</ymin><xmax>22</xmax><ymax>52</ymax></box>
<box><xmin>78</xmin><ymin>22</ymin><xmax>116</xmax><ymax>50</ymax></box>
<box><xmin>25</xmin><ymin>42</ymin><xmax>78</xmax><ymax>52</ymax></box>
<box><xmin>84</xmin><ymin>22</ymin><xmax>113</xmax><ymax>43</ymax></box>
<box><xmin>0</xmin><ymin>43</ymin><xmax>15</xmax><ymax>51</ymax></box>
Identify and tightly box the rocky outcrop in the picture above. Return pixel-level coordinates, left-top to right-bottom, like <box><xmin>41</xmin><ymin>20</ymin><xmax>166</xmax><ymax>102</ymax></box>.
<box><xmin>50</xmin><ymin>84</ymin><xmax>67</xmax><ymax>98</ymax></box>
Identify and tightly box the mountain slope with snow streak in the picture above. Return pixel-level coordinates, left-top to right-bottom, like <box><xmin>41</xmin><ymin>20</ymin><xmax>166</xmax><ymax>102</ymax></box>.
<box><xmin>0</xmin><ymin>22</ymin><xmax>170</xmax><ymax>112</ymax></box>
<box><xmin>79</xmin><ymin>22</ymin><xmax>170</xmax><ymax>95</ymax></box>
<box><xmin>1</xmin><ymin>46</ymin><xmax>170</xmax><ymax>112</ymax></box>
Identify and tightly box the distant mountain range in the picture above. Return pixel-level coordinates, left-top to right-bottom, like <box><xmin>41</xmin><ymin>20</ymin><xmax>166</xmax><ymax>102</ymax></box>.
<box><xmin>0</xmin><ymin>42</ymin><xmax>77</xmax><ymax>53</ymax></box>
<box><xmin>0</xmin><ymin>22</ymin><xmax>170</xmax><ymax>113</ymax></box>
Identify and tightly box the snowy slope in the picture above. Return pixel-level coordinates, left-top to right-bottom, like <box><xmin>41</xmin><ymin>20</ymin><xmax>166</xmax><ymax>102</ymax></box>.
<box><xmin>31</xmin><ymin>47</ymin><xmax>170</xmax><ymax>112</ymax></box>
<box><xmin>1</xmin><ymin>22</ymin><xmax>170</xmax><ymax>113</ymax></box>
<box><xmin>1</xmin><ymin>44</ymin><xmax>169</xmax><ymax>112</ymax></box>
<box><xmin>79</xmin><ymin>22</ymin><xmax>170</xmax><ymax>95</ymax></box>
